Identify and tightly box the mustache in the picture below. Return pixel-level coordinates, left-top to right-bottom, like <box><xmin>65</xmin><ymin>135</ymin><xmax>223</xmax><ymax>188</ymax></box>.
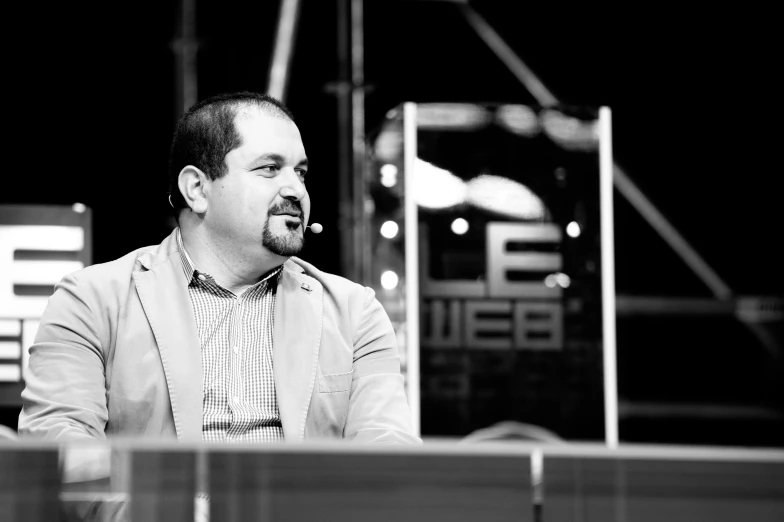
<box><xmin>269</xmin><ymin>200</ymin><xmax>303</xmax><ymax>217</ymax></box>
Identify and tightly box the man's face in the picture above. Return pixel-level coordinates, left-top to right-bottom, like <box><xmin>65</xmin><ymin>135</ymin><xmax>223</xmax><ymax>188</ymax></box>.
<box><xmin>204</xmin><ymin>108</ymin><xmax>310</xmax><ymax>263</ymax></box>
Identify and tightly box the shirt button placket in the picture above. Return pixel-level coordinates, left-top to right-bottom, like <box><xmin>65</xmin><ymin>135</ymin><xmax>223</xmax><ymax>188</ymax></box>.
<box><xmin>231</xmin><ymin>297</ymin><xmax>245</xmax><ymax>439</ymax></box>
<box><xmin>227</xmin><ymin>298</ymin><xmax>237</xmax><ymax>439</ymax></box>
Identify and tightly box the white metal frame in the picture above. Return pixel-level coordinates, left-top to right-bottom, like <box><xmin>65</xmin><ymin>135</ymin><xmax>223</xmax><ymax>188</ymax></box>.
<box><xmin>403</xmin><ymin>102</ymin><xmax>421</xmax><ymax>436</ymax></box>
<box><xmin>599</xmin><ymin>107</ymin><xmax>618</xmax><ymax>447</ymax></box>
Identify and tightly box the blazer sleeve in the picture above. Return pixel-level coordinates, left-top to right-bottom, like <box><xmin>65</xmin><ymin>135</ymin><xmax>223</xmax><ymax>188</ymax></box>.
<box><xmin>18</xmin><ymin>272</ymin><xmax>109</xmax><ymax>443</ymax></box>
<box><xmin>344</xmin><ymin>287</ymin><xmax>421</xmax><ymax>444</ymax></box>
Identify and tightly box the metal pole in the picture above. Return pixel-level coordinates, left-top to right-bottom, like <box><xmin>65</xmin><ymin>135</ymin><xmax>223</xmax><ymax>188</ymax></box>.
<box><xmin>174</xmin><ymin>0</ymin><xmax>198</xmax><ymax>120</ymax></box>
<box><xmin>460</xmin><ymin>5</ymin><xmax>557</xmax><ymax>107</ymax></box>
<box><xmin>351</xmin><ymin>0</ymin><xmax>366</xmax><ymax>284</ymax></box>
<box><xmin>460</xmin><ymin>3</ymin><xmax>731</xmax><ymax>301</ymax></box>
<box><xmin>599</xmin><ymin>107</ymin><xmax>618</xmax><ymax>448</ymax></box>
<box><xmin>404</xmin><ymin>102</ymin><xmax>421</xmax><ymax>436</ymax></box>
<box><xmin>267</xmin><ymin>0</ymin><xmax>303</xmax><ymax>102</ymax></box>
<box><xmin>337</xmin><ymin>0</ymin><xmax>354</xmax><ymax>280</ymax></box>
<box><xmin>612</xmin><ymin>166</ymin><xmax>732</xmax><ymax>299</ymax></box>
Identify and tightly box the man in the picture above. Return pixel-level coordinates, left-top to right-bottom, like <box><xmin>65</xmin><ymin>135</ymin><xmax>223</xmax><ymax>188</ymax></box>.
<box><xmin>19</xmin><ymin>92</ymin><xmax>418</xmax><ymax>447</ymax></box>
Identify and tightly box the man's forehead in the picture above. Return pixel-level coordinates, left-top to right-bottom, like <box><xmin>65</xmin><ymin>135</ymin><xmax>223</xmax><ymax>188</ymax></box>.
<box><xmin>234</xmin><ymin>104</ymin><xmax>291</xmax><ymax>123</ymax></box>
<box><xmin>230</xmin><ymin>107</ymin><xmax>306</xmax><ymax>162</ymax></box>
<box><xmin>234</xmin><ymin>105</ymin><xmax>298</xmax><ymax>134</ymax></box>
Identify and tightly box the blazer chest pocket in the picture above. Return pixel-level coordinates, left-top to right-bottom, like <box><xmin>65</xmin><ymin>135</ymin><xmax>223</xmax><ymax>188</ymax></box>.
<box><xmin>319</xmin><ymin>370</ymin><xmax>353</xmax><ymax>393</ymax></box>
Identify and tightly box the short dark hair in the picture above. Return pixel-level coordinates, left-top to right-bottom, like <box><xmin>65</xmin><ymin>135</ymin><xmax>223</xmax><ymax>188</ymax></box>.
<box><xmin>167</xmin><ymin>91</ymin><xmax>295</xmax><ymax>215</ymax></box>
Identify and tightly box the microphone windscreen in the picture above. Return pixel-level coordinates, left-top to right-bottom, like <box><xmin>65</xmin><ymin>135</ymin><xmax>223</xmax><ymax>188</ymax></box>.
<box><xmin>309</xmin><ymin>223</ymin><xmax>323</xmax><ymax>234</ymax></box>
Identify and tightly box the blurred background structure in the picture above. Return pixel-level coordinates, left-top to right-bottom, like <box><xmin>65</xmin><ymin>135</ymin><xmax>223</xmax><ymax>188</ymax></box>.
<box><xmin>2</xmin><ymin>0</ymin><xmax>782</xmax><ymax>447</ymax></box>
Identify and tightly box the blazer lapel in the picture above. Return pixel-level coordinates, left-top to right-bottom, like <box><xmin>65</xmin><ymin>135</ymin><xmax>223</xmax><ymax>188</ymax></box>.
<box><xmin>273</xmin><ymin>265</ymin><xmax>323</xmax><ymax>441</ymax></box>
<box><xmin>133</xmin><ymin>256</ymin><xmax>203</xmax><ymax>442</ymax></box>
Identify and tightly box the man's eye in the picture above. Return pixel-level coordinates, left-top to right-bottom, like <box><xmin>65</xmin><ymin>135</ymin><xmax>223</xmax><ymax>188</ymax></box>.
<box><xmin>260</xmin><ymin>165</ymin><xmax>278</xmax><ymax>172</ymax></box>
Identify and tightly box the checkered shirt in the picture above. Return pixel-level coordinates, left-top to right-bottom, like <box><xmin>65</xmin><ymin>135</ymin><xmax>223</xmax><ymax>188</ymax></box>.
<box><xmin>177</xmin><ymin>230</ymin><xmax>284</xmax><ymax>443</ymax></box>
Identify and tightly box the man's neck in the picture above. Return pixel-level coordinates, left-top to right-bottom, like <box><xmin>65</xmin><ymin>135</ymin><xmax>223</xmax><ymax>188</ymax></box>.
<box><xmin>179</xmin><ymin>223</ymin><xmax>285</xmax><ymax>295</ymax></box>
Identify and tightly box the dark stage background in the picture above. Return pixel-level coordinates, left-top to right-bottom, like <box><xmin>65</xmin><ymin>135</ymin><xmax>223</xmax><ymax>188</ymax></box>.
<box><xmin>3</xmin><ymin>1</ymin><xmax>782</xmax><ymax>444</ymax></box>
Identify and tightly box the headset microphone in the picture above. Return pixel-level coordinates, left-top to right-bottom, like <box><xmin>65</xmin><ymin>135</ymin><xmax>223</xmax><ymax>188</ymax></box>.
<box><xmin>306</xmin><ymin>223</ymin><xmax>323</xmax><ymax>234</ymax></box>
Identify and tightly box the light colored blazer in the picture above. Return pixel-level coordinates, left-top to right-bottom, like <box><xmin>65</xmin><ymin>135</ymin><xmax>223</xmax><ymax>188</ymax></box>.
<box><xmin>19</xmin><ymin>229</ymin><xmax>418</xmax><ymax>446</ymax></box>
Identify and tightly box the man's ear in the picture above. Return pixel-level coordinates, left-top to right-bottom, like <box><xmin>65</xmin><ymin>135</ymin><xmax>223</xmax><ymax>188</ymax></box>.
<box><xmin>178</xmin><ymin>166</ymin><xmax>210</xmax><ymax>214</ymax></box>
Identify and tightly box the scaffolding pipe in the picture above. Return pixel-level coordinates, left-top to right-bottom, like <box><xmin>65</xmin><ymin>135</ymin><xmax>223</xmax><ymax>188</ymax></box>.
<box><xmin>174</xmin><ymin>0</ymin><xmax>198</xmax><ymax>119</ymax></box>
<box><xmin>460</xmin><ymin>3</ymin><xmax>731</xmax><ymax>301</ymax></box>
<box><xmin>337</xmin><ymin>0</ymin><xmax>354</xmax><ymax>281</ymax></box>
<box><xmin>351</xmin><ymin>0</ymin><xmax>366</xmax><ymax>285</ymax></box>
<box><xmin>599</xmin><ymin>107</ymin><xmax>618</xmax><ymax>448</ymax></box>
<box><xmin>267</xmin><ymin>0</ymin><xmax>303</xmax><ymax>102</ymax></box>
<box><xmin>460</xmin><ymin>5</ymin><xmax>557</xmax><ymax>107</ymax></box>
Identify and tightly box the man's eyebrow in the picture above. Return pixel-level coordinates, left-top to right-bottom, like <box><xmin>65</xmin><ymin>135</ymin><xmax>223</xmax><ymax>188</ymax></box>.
<box><xmin>249</xmin><ymin>153</ymin><xmax>286</xmax><ymax>166</ymax></box>
<box><xmin>248</xmin><ymin>154</ymin><xmax>309</xmax><ymax>168</ymax></box>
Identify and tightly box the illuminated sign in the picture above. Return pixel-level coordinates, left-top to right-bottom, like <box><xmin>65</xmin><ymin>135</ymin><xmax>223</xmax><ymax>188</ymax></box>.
<box><xmin>0</xmin><ymin>205</ymin><xmax>91</xmax><ymax>401</ymax></box>
<box><xmin>367</xmin><ymin>102</ymin><xmax>608</xmax><ymax>439</ymax></box>
<box><xmin>421</xmin><ymin>222</ymin><xmax>563</xmax><ymax>351</ymax></box>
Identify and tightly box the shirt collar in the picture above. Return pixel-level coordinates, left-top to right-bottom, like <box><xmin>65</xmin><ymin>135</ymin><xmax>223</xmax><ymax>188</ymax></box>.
<box><xmin>176</xmin><ymin>227</ymin><xmax>283</xmax><ymax>290</ymax></box>
<box><xmin>176</xmin><ymin>227</ymin><xmax>197</xmax><ymax>282</ymax></box>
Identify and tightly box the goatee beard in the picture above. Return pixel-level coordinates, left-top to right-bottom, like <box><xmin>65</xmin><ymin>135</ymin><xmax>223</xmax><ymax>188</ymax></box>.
<box><xmin>262</xmin><ymin>219</ymin><xmax>304</xmax><ymax>256</ymax></box>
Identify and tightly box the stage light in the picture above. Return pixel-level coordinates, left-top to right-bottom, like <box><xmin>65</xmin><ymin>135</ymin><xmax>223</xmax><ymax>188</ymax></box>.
<box><xmin>416</xmin><ymin>103</ymin><xmax>492</xmax><ymax>130</ymax></box>
<box><xmin>495</xmin><ymin>104</ymin><xmax>540</xmax><ymax>137</ymax></box>
<box><xmin>451</xmin><ymin>218</ymin><xmax>469</xmax><ymax>235</ymax></box>
<box><xmin>364</xmin><ymin>198</ymin><xmax>375</xmax><ymax>216</ymax></box>
<box><xmin>373</xmin><ymin>121</ymin><xmax>403</xmax><ymax>162</ymax></box>
<box><xmin>413</xmin><ymin>158</ymin><xmax>467</xmax><ymax>209</ymax></box>
<box><xmin>380</xmin><ymin>270</ymin><xmax>399</xmax><ymax>290</ymax></box>
<box><xmin>380</xmin><ymin>164</ymin><xmax>398</xmax><ymax>187</ymax></box>
<box><xmin>466</xmin><ymin>175</ymin><xmax>546</xmax><ymax>220</ymax></box>
<box><xmin>380</xmin><ymin>220</ymin><xmax>399</xmax><ymax>239</ymax></box>
<box><xmin>566</xmin><ymin>221</ymin><xmax>581</xmax><ymax>238</ymax></box>
<box><xmin>541</xmin><ymin>109</ymin><xmax>598</xmax><ymax>151</ymax></box>
<box><xmin>545</xmin><ymin>272</ymin><xmax>571</xmax><ymax>289</ymax></box>
<box><xmin>72</xmin><ymin>203</ymin><xmax>86</xmax><ymax>214</ymax></box>
<box><xmin>411</xmin><ymin>161</ymin><xmax>548</xmax><ymax>219</ymax></box>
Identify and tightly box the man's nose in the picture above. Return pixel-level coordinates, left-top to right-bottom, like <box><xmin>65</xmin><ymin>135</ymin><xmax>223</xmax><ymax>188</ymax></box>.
<box><xmin>279</xmin><ymin>167</ymin><xmax>306</xmax><ymax>201</ymax></box>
